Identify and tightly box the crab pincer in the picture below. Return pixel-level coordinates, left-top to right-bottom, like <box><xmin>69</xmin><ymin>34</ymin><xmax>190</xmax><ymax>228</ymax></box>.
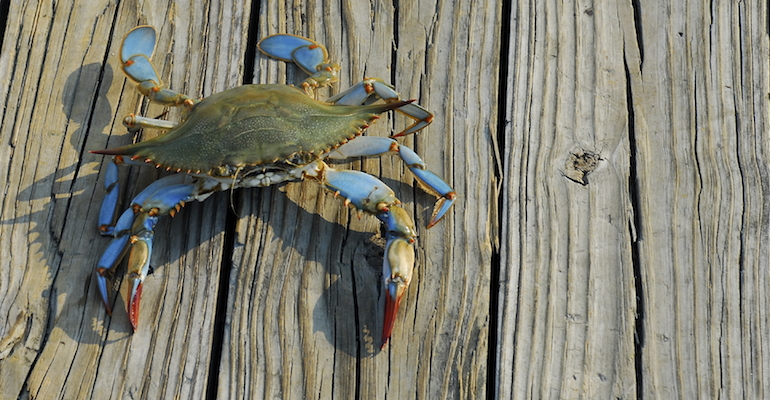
<box><xmin>377</xmin><ymin>206</ymin><xmax>417</xmax><ymax>347</ymax></box>
<box><xmin>89</xmin><ymin>170</ymin><xmax>196</xmax><ymax>330</ymax></box>
<box><xmin>322</xmin><ymin>171</ymin><xmax>420</xmax><ymax>346</ymax></box>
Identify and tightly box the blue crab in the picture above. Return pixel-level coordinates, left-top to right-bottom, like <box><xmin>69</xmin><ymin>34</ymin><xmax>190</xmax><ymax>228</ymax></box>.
<box><xmin>91</xmin><ymin>26</ymin><xmax>456</xmax><ymax>346</ymax></box>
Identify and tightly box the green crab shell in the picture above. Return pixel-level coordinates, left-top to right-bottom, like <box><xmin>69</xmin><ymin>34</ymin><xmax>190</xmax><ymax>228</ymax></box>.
<box><xmin>99</xmin><ymin>84</ymin><xmax>407</xmax><ymax>175</ymax></box>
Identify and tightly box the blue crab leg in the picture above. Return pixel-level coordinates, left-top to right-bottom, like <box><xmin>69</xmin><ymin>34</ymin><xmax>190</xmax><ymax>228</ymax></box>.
<box><xmin>96</xmin><ymin>155</ymin><xmax>155</xmax><ymax>235</ymax></box>
<box><xmin>95</xmin><ymin>208</ymin><xmax>136</xmax><ymax>313</ymax></box>
<box><xmin>326</xmin><ymin>137</ymin><xmax>456</xmax><ymax>227</ymax></box>
<box><xmin>95</xmin><ymin>155</ymin><xmax>188</xmax><ymax>235</ymax></box>
<box><xmin>119</xmin><ymin>25</ymin><xmax>197</xmax><ymax>107</ymax></box>
<box><xmin>120</xmin><ymin>27</ymin><xmax>162</xmax><ymax>86</ymax></box>
<box><xmin>121</xmin><ymin>25</ymin><xmax>156</xmax><ymax>64</ymax></box>
<box><xmin>96</xmin><ymin>151</ymin><xmax>159</xmax><ymax>236</ymax></box>
<box><xmin>327</xmin><ymin>78</ymin><xmax>434</xmax><ymax>136</ymax></box>
<box><xmin>122</xmin><ymin>55</ymin><xmax>162</xmax><ymax>86</ymax></box>
<box><xmin>397</xmin><ymin>145</ymin><xmax>457</xmax><ymax>227</ymax></box>
<box><xmin>258</xmin><ymin>34</ymin><xmax>318</xmax><ymax>65</ymax></box>
<box><xmin>94</xmin><ymin>173</ymin><xmax>197</xmax><ymax>328</ymax></box>
<box><xmin>258</xmin><ymin>34</ymin><xmax>340</xmax><ymax>92</ymax></box>
<box><xmin>378</xmin><ymin>204</ymin><xmax>417</xmax><ymax>243</ymax></box>
<box><xmin>123</xmin><ymin>114</ymin><xmax>178</xmax><ymax>132</ymax></box>
<box><xmin>323</xmin><ymin>169</ymin><xmax>399</xmax><ymax>214</ymax></box>
<box><xmin>98</xmin><ymin>159</ymin><xmax>121</xmax><ymax>235</ymax></box>
<box><xmin>320</xmin><ymin>165</ymin><xmax>418</xmax><ymax>347</ymax></box>
<box><xmin>128</xmin><ymin>174</ymin><xmax>188</xmax><ymax>209</ymax></box>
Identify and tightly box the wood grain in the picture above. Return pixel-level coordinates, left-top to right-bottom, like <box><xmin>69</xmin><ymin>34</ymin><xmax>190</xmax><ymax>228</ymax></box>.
<box><xmin>497</xmin><ymin>0</ymin><xmax>770</xmax><ymax>398</ymax></box>
<box><xmin>5</xmin><ymin>0</ymin><xmax>767</xmax><ymax>399</ymax></box>
<box><xmin>497</xmin><ymin>0</ymin><xmax>636</xmax><ymax>398</ymax></box>
<box><xmin>627</xmin><ymin>1</ymin><xmax>770</xmax><ymax>398</ymax></box>
<box><xmin>0</xmin><ymin>1</ymin><xmax>248</xmax><ymax>398</ymax></box>
<box><xmin>219</xmin><ymin>0</ymin><xmax>499</xmax><ymax>398</ymax></box>
<box><xmin>0</xmin><ymin>0</ymin><xmax>497</xmax><ymax>399</ymax></box>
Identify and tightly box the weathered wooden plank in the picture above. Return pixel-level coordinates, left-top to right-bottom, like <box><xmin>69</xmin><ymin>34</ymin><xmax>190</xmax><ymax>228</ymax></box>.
<box><xmin>498</xmin><ymin>0</ymin><xmax>770</xmax><ymax>398</ymax></box>
<box><xmin>0</xmin><ymin>1</ymin><xmax>126</xmax><ymax>397</ymax></box>
<box><xmin>1</xmin><ymin>0</ymin><xmax>498</xmax><ymax>399</ymax></box>
<box><xmin>0</xmin><ymin>0</ymin><xmax>250</xmax><ymax>398</ymax></box>
<box><xmin>626</xmin><ymin>0</ymin><xmax>770</xmax><ymax>398</ymax></box>
<box><xmin>218</xmin><ymin>0</ymin><xmax>499</xmax><ymax>399</ymax></box>
<box><xmin>497</xmin><ymin>0</ymin><xmax>637</xmax><ymax>398</ymax></box>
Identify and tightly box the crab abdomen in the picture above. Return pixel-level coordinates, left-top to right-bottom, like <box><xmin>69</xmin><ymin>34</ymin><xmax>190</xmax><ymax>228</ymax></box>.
<box><xmin>96</xmin><ymin>84</ymin><xmax>408</xmax><ymax>175</ymax></box>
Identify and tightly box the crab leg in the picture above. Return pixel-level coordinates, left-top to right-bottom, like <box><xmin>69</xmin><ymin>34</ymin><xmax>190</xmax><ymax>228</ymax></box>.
<box><xmin>323</xmin><ymin>169</ymin><xmax>399</xmax><ymax>214</ymax></box>
<box><xmin>257</xmin><ymin>34</ymin><xmax>431</xmax><ymax>134</ymax></box>
<box><xmin>327</xmin><ymin>78</ymin><xmax>434</xmax><ymax>136</ymax></box>
<box><xmin>123</xmin><ymin>115</ymin><xmax>178</xmax><ymax>132</ymax></box>
<box><xmin>95</xmin><ymin>154</ymin><xmax>187</xmax><ymax>235</ymax></box>
<box><xmin>98</xmin><ymin>160</ymin><xmax>121</xmax><ymax>235</ymax></box>
<box><xmin>258</xmin><ymin>34</ymin><xmax>340</xmax><ymax>92</ymax></box>
<box><xmin>120</xmin><ymin>25</ymin><xmax>197</xmax><ymax>107</ymax></box>
<box><xmin>94</xmin><ymin>173</ymin><xmax>197</xmax><ymax>329</ymax></box>
<box><xmin>95</xmin><ymin>208</ymin><xmax>136</xmax><ymax>312</ymax></box>
<box><xmin>320</xmin><ymin>166</ymin><xmax>418</xmax><ymax>347</ymax></box>
<box><xmin>97</xmin><ymin>155</ymin><xmax>150</xmax><ymax>235</ymax></box>
<box><xmin>326</xmin><ymin>137</ymin><xmax>456</xmax><ymax>227</ymax></box>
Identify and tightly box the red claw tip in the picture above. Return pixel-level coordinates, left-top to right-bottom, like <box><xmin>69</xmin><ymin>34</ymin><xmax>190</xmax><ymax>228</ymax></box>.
<box><xmin>381</xmin><ymin>290</ymin><xmax>402</xmax><ymax>349</ymax></box>
<box><xmin>128</xmin><ymin>284</ymin><xmax>142</xmax><ymax>332</ymax></box>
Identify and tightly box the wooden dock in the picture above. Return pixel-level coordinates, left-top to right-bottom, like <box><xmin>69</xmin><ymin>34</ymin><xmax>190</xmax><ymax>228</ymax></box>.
<box><xmin>0</xmin><ymin>0</ymin><xmax>768</xmax><ymax>398</ymax></box>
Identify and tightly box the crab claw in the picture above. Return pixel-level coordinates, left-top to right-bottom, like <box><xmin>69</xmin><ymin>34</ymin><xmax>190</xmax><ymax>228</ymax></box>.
<box><xmin>381</xmin><ymin>236</ymin><xmax>415</xmax><ymax>348</ymax></box>
<box><xmin>125</xmin><ymin>226</ymin><xmax>155</xmax><ymax>331</ymax></box>
<box><xmin>320</xmin><ymin>167</ymin><xmax>419</xmax><ymax>346</ymax></box>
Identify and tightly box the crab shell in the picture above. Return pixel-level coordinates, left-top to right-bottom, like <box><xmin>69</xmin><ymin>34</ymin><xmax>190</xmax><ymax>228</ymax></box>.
<box><xmin>98</xmin><ymin>84</ymin><xmax>408</xmax><ymax>175</ymax></box>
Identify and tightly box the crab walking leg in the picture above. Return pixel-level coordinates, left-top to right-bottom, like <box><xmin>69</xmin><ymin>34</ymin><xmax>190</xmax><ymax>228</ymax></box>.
<box><xmin>98</xmin><ymin>160</ymin><xmax>120</xmax><ymax>235</ymax></box>
<box><xmin>326</xmin><ymin>78</ymin><xmax>434</xmax><ymax>136</ymax></box>
<box><xmin>97</xmin><ymin>155</ymin><xmax>155</xmax><ymax>235</ymax></box>
<box><xmin>257</xmin><ymin>34</ymin><xmax>430</xmax><ymax>134</ymax></box>
<box><xmin>95</xmin><ymin>208</ymin><xmax>136</xmax><ymax>313</ymax></box>
<box><xmin>257</xmin><ymin>34</ymin><xmax>340</xmax><ymax>93</ymax></box>
<box><xmin>95</xmin><ymin>155</ymin><xmax>188</xmax><ymax>235</ymax></box>
<box><xmin>321</xmin><ymin>167</ymin><xmax>419</xmax><ymax>346</ymax></box>
<box><xmin>326</xmin><ymin>137</ymin><xmax>457</xmax><ymax>227</ymax></box>
<box><xmin>120</xmin><ymin>26</ymin><xmax>198</xmax><ymax>107</ymax></box>
<box><xmin>398</xmin><ymin>146</ymin><xmax>457</xmax><ymax>227</ymax></box>
<box><xmin>123</xmin><ymin>115</ymin><xmax>179</xmax><ymax>132</ymax></box>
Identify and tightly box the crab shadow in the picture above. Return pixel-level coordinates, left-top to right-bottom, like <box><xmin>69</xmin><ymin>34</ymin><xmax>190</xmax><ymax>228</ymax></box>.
<box><xmin>232</xmin><ymin>182</ymin><xmax>394</xmax><ymax>357</ymax></box>
<box><xmin>0</xmin><ymin>62</ymin><xmax>120</xmax><ymax>343</ymax></box>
